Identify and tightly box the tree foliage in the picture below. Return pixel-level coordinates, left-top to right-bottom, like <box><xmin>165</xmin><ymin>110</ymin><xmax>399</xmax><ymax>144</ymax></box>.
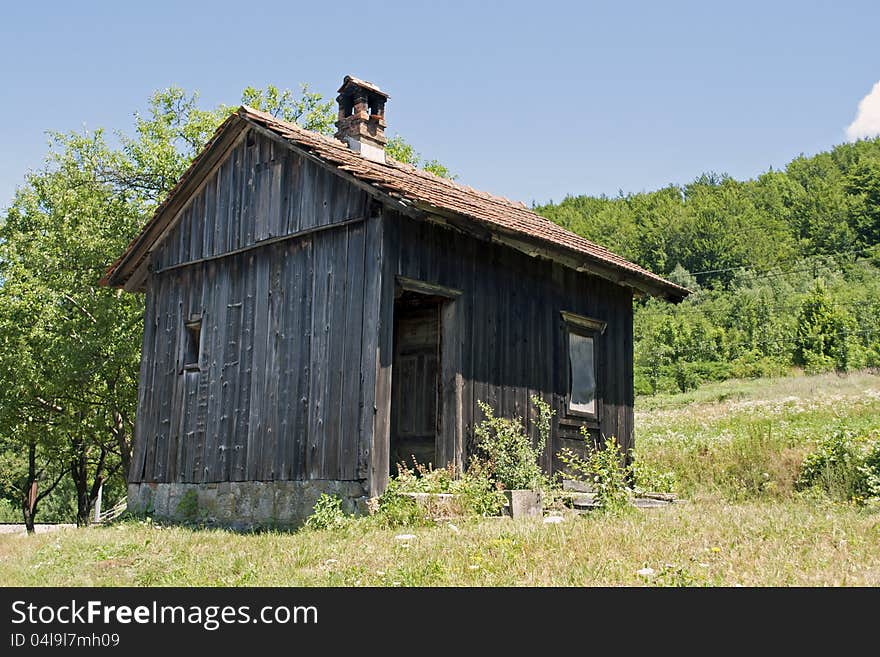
<box><xmin>0</xmin><ymin>82</ymin><xmax>449</xmax><ymax>526</ymax></box>
<box><xmin>536</xmin><ymin>138</ymin><xmax>880</xmax><ymax>394</ymax></box>
<box><xmin>536</xmin><ymin>138</ymin><xmax>880</xmax><ymax>283</ymax></box>
<box><xmin>385</xmin><ymin>135</ymin><xmax>454</xmax><ymax>179</ymax></box>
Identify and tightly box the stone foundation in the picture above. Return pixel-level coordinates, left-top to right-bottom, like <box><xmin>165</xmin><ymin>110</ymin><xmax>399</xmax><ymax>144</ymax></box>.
<box><xmin>127</xmin><ymin>480</ymin><xmax>369</xmax><ymax>530</ymax></box>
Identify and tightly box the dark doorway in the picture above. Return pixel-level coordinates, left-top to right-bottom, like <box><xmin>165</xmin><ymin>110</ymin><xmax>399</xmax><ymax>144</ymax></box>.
<box><xmin>390</xmin><ymin>293</ymin><xmax>442</xmax><ymax>474</ymax></box>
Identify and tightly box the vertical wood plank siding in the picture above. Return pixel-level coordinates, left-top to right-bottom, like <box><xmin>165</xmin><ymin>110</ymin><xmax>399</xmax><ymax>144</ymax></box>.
<box><xmin>130</xmin><ymin>132</ymin><xmax>375</xmax><ymax>484</ymax></box>
<box><xmin>130</xmin><ymin>130</ymin><xmax>635</xmax><ymax>487</ymax></box>
<box><xmin>381</xmin><ymin>211</ymin><xmax>634</xmax><ymax>473</ymax></box>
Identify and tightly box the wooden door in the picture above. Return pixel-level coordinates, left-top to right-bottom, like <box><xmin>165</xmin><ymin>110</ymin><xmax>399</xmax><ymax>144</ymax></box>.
<box><xmin>390</xmin><ymin>303</ymin><xmax>440</xmax><ymax>472</ymax></box>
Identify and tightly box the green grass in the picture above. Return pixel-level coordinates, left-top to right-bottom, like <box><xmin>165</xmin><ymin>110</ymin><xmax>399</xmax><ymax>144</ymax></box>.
<box><xmin>1</xmin><ymin>501</ymin><xmax>878</xmax><ymax>586</ymax></box>
<box><xmin>1</xmin><ymin>369</ymin><xmax>879</xmax><ymax>587</ymax></box>
<box><xmin>635</xmin><ymin>370</ymin><xmax>880</xmax><ymax>500</ymax></box>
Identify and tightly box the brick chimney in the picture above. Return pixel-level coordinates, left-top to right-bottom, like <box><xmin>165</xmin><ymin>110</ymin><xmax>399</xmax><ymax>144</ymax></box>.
<box><xmin>335</xmin><ymin>75</ymin><xmax>389</xmax><ymax>163</ymax></box>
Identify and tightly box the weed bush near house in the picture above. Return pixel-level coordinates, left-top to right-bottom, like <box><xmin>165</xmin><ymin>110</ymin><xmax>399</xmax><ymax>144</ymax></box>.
<box><xmin>384</xmin><ymin>459</ymin><xmax>505</xmax><ymax>520</ymax></box>
<box><xmin>304</xmin><ymin>494</ymin><xmax>350</xmax><ymax>531</ymax></box>
<box><xmin>370</xmin><ymin>479</ymin><xmax>433</xmax><ymax>529</ymax></box>
<box><xmin>558</xmin><ymin>433</ymin><xmax>631</xmax><ymax>513</ymax></box>
<box><xmin>452</xmin><ymin>459</ymin><xmax>506</xmax><ymax>516</ymax></box>
<box><xmin>474</xmin><ymin>395</ymin><xmax>553</xmax><ymax>491</ymax></box>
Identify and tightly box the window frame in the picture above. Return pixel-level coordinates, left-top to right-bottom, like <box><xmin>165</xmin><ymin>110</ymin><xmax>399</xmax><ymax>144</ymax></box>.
<box><xmin>561</xmin><ymin>311</ymin><xmax>606</xmax><ymax>424</ymax></box>
<box><xmin>180</xmin><ymin>313</ymin><xmax>203</xmax><ymax>373</ymax></box>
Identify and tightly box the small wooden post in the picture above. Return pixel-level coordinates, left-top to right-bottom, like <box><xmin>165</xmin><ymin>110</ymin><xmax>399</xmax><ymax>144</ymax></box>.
<box><xmin>93</xmin><ymin>483</ymin><xmax>103</xmax><ymax>524</ymax></box>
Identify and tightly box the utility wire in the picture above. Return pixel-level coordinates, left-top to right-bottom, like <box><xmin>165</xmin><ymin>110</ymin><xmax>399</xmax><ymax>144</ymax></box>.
<box><xmin>642</xmin><ymin>326</ymin><xmax>878</xmax><ymax>357</ymax></box>
<box><xmin>688</xmin><ymin>248</ymin><xmax>873</xmax><ymax>278</ymax></box>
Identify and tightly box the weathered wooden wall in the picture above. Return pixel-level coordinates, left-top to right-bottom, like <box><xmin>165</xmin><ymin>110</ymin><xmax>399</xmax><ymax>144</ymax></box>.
<box><xmin>151</xmin><ymin>131</ymin><xmax>369</xmax><ymax>271</ymax></box>
<box><xmin>380</xmin><ymin>211</ymin><xmax>634</xmax><ymax>475</ymax></box>
<box><xmin>130</xmin><ymin>128</ymin><xmax>634</xmax><ymax>491</ymax></box>
<box><xmin>130</xmin><ymin>131</ymin><xmax>381</xmax><ymax>484</ymax></box>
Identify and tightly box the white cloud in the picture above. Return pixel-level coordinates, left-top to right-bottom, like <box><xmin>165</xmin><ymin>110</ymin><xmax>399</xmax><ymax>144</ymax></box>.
<box><xmin>847</xmin><ymin>81</ymin><xmax>880</xmax><ymax>141</ymax></box>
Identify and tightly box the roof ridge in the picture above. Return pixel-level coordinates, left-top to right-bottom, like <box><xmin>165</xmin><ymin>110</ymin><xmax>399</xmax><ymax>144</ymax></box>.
<box><xmin>239</xmin><ymin>105</ymin><xmax>538</xmax><ymax>212</ymax></box>
<box><xmin>143</xmin><ymin>105</ymin><xmax>686</xmax><ymax>300</ymax></box>
<box><xmin>238</xmin><ymin>105</ymin><xmax>350</xmax><ymax>149</ymax></box>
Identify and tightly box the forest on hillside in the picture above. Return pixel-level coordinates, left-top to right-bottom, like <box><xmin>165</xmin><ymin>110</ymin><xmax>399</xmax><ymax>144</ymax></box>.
<box><xmin>535</xmin><ymin>138</ymin><xmax>880</xmax><ymax>394</ymax></box>
<box><xmin>1</xmin><ymin>81</ymin><xmax>878</xmax><ymax>525</ymax></box>
<box><xmin>0</xmin><ymin>86</ymin><xmax>451</xmax><ymax>527</ymax></box>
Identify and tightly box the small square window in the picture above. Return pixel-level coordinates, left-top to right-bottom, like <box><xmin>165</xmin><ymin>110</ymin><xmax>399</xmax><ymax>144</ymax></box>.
<box><xmin>183</xmin><ymin>318</ymin><xmax>201</xmax><ymax>371</ymax></box>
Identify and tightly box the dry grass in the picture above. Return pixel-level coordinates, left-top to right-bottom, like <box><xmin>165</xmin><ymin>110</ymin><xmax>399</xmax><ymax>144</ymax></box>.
<box><xmin>2</xmin><ymin>369</ymin><xmax>879</xmax><ymax>587</ymax></box>
<box><xmin>0</xmin><ymin>500</ymin><xmax>878</xmax><ymax>586</ymax></box>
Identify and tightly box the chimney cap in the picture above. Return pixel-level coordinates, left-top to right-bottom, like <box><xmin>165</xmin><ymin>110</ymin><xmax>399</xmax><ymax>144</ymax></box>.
<box><xmin>337</xmin><ymin>74</ymin><xmax>389</xmax><ymax>99</ymax></box>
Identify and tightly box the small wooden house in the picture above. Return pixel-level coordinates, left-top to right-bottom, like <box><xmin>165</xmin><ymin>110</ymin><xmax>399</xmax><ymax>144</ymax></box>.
<box><xmin>102</xmin><ymin>76</ymin><xmax>688</xmax><ymax>526</ymax></box>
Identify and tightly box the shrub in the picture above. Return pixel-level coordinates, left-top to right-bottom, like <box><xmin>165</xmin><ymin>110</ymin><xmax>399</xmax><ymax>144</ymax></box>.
<box><xmin>389</xmin><ymin>458</ymin><xmax>506</xmax><ymax>518</ymax></box>
<box><xmin>304</xmin><ymin>494</ymin><xmax>349</xmax><ymax>531</ymax></box>
<box><xmin>453</xmin><ymin>458</ymin><xmax>506</xmax><ymax>516</ymax></box>
<box><xmin>631</xmin><ymin>456</ymin><xmax>677</xmax><ymax>494</ymax></box>
<box><xmin>796</xmin><ymin>430</ymin><xmax>880</xmax><ymax>503</ymax></box>
<box><xmin>370</xmin><ymin>480</ymin><xmax>432</xmax><ymax>529</ymax></box>
<box><xmin>474</xmin><ymin>395</ymin><xmax>553</xmax><ymax>491</ymax></box>
<box><xmin>558</xmin><ymin>433</ymin><xmax>631</xmax><ymax>513</ymax></box>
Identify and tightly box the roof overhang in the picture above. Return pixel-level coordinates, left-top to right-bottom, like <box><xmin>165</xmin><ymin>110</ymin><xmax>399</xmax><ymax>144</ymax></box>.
<box><xmin>408</xmin><ymin>203</ymin><xmax>689</xmax><ymax>302</ymax></box>
<box><xmin>101</xmin><ymin>107</ymin><xmax>689</xmax><ymax>302</ymax></box>
<box><xmin>100</xmin><ymin>112</ymin><xmax>249</xmax><ymax>290</ymax></box>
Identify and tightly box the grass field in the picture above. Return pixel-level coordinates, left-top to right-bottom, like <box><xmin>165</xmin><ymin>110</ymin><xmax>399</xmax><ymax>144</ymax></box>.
<box><xmin>2</xmin><ymin>370</ymin><xmax>879</xmax><ymax>587</ymax></box>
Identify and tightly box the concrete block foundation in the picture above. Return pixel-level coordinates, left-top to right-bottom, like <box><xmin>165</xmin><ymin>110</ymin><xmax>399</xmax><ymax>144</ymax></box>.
<box><xmin>502</xmin><ymin>489</ymin><xmax>543</xmax><ymax>519</ymax></box>
<box><xmin>128</xmin><ymin>480</ymin><xmax>369</xmax><ymax>530</ymax></box>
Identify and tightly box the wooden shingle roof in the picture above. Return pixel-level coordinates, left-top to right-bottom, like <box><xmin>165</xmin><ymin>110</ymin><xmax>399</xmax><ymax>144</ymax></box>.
<box><xmin>102</xmin><ymin>105</ymin><xmax>688</xmax><ymax>300</ymax></box>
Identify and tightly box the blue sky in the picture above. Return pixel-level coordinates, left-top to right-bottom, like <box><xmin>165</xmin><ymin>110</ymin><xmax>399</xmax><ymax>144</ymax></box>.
<box><xmin>1</xmin><ymin>0</ymin><xmax>879</xmax><ymax>209</ymax></box>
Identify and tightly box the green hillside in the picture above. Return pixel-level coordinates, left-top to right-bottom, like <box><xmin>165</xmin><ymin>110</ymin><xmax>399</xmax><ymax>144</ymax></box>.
<box><xmin>535</xmin><ymin>138</ymin><xmax>880</xmax><ymax>393</ymax></box>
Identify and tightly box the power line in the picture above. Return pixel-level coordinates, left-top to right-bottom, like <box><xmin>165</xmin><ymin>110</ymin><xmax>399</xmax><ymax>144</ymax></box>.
<box><xmin>641</xmin><ymin>326</ymin><xmax>878</xmax><ymax>357</ymax></box>
<box><xmin>688</xmin><ymin>248</ymin><xmax>872</xmax><ymax>278</ymax></box>
<box><xmin>643</xmin><ymin>294</ymin><xmax>880</xmax><ymax>324</ymax></box>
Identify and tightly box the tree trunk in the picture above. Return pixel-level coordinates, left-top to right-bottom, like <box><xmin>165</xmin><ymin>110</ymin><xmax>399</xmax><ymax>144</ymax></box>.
<box><xmin>112</xmin><ymin>409</ymin><xmax>131</xmax><ymax>481</ymax></box>
<box><xmin>71</xmin><ymin>436</ymin><xmax>91</xmax><ymax>527</ymax></box>
<box><xmin>21</xmin><ymin>441</ymin><xmax>38</xmax><ymax>534</ymax></box>
<box><xmin>71</xmin><ymin>436</ymin><xmax>108</xmax><ymax>527</ymax></box>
